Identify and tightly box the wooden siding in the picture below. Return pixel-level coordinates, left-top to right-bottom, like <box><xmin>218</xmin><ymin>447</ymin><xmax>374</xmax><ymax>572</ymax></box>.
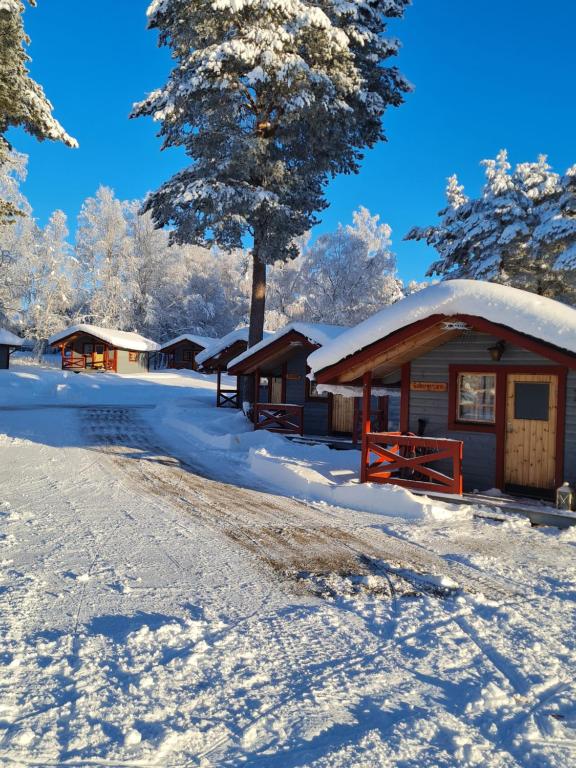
<box><xmin>408</xmin><ymin>331</ymin><xmax>568</xmax><ymax>492</ymax></box>
<box><xmin>115</xmin><ymin>349</ymin><xmax>149</xmax><ymax>373</ymax></box>
<box><xmin>284</xmin><ymin>350</ymin><xmax>330</xmax><ymax>435</ymax></box>
<box><xmin>565</xmin><ymin>371</ymin><xmax>576</xmax><ymax>485</ymax></box>
<box><xmin>0</xmin><ymin>345</ymin><xmax>9</xmax><ymax>370</ymax></box>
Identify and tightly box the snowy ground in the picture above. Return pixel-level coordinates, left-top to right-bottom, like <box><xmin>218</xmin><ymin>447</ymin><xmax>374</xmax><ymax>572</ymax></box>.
<box><xmin>0</xmin><ymin>366</ymin><xmax>575</xmax><ymax>767</ymax></box>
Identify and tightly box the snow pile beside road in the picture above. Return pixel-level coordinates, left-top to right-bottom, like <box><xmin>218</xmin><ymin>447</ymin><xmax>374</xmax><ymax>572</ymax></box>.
<box><xmin>156</xmin><ymin>398</ymin><xmax>465</xmax><ymax>522</ymax></box>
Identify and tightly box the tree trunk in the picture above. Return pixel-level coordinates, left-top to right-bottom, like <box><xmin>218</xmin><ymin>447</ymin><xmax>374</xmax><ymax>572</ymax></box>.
<box><xmin>249</xmin><ymin>242</ymin><xmax>266</xmax><ymax>347</ymax></box>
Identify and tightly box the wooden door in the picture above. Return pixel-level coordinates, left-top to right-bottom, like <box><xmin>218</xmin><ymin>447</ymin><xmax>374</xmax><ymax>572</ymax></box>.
<box><xmin>331</xmin><ymin>395</ymin><xmax>355</xmax><ymax>433</ymax></box>
<box><xmin>93</xmin><ymin>344</ymin><xmax>105</xmax><ymax>368</ymax></box>
<box><xmin>270</xmin><ymin>376</ymin><xmax>283</xmax><ymax>404</ymax></box>
<box><xmin>504</xmin><ymin>373</ymin><xmax>558</xmax><ymax>491</ymax></box>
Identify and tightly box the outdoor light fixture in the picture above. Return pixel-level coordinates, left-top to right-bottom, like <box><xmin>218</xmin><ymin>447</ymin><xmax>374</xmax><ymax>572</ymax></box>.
<box><xmin>487</xmin><ymin>340</ymin><xmax>506</xmax><ymax>361</ymax></box>
<box><xmin>556</xmin><ymin>481</ymin><xmax>575</xmax><ymax>511</ymax></box>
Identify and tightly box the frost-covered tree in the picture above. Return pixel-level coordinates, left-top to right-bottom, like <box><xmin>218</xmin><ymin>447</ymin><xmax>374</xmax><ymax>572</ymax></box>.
<box><xmin>0</xmin><ymin>0</ymin><xmax>76</xmax><ymax>222</ymax></box>
<box><xmin>407</xmin><ymin>150</ymin><xmax>576</xmax><ymax>302</ymax></box>
<box><xmin>20</xmin><ymin>209</ymin><xmax>75</xmax><ymax>353</ymax></box>
<box><xmin>75</xmin><ymin>187</ymin><xmax>134</xmax><ymax>328</ymax></box>
<box><xmin>267</xmin><ymin>207</ymin><xmax>403</xmax><ymax>326</ymax></box>
<box><xmin>132</xmin><ymin>0</ymin><xmax>411</xmax><ymax>345</ymax></box>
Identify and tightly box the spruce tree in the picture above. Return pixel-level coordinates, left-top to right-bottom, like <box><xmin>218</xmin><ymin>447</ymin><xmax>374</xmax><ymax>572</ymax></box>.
<box><xmin>407</xmin><ymin>151</ymin><xmax>576</xmax><ymax>303</ymax></box>
<box><xmin>0</xmin><ymin>0</ymin><xmax>77</xmax><ymax>223</ymax></box>
<box><xmin>132</xmin><ymin>0</ymin><xmax>410</xmax><ymax>345</ymax></box>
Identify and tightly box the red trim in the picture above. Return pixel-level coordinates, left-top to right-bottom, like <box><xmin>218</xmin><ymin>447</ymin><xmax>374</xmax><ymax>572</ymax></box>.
<box><xmin>228</xmin><ymin>330</ymin><xmax>318</xmax><ymax>375</ymax></box>
<box><xmin>315</xmin><ymin>313</ymin><xmax>576</xmax><ymax>383</ymax></box>
<box><xmin>400</xmin><ymin>363</ymin><xmax>411</xmax><ymax>432</ymax></box>
<box><xmin>201</xmin><ymin>340</ymin><xmax>248</xmax><ymax>373</ymax></box>
<box><xmin>360</xmin><ymin>372</ymin><xmax>372</xmax><ymax>483</ymax></box>
<box><xmin>448</xmin><ymin>364</ymin><xmax>567</xmax><ymax>490</ymax></box>
<box><xmin>113</xmin><ymin>349</ymin><xmax>118</xmax><ymax>373</ymax></box>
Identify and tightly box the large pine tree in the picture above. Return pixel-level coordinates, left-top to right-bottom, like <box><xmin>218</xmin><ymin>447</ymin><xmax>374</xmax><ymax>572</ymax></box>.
<box><xmin>406</xmin><ymin>151</ymin><xmax>576</xmax><ymax>303</ymax></box>
<box><xmin>132</xmin><ymin>0</ymin><xmax>410</xmax><ymax>345</ymax></box>
<box><xmin>0</xmin><ymin>0</ymin><xmax>77</xmax><ymax>223</ymax></box>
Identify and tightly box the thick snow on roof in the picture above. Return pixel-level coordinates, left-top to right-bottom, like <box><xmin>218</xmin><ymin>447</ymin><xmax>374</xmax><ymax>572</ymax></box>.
<box><xmin>229</xmin><ymin>322</ymin><xmax>348</xmax><ymax>370</ymax></box>
<box><xmin>49</xmin><ymin>324</ymin><xmax>159</xmax><ymax>352</ymax></box>
<box><xmin>309</xmin><ymin>279</ymin><xmax>576</xmax><ymax>374</ymax></box>
<box><xmin>197</xmin><ymin>327</ymin><xmax>277</xmax><ymax>367</ymax></box>
<box><xmin>159</xmin><ymin>333</ymin><xmax>216</xmax><ymax>352</ymax></box>
<box><xmin>0</xmin><ymin>327</ymin><xmax>24</xmax><ymax>347</ymax></box>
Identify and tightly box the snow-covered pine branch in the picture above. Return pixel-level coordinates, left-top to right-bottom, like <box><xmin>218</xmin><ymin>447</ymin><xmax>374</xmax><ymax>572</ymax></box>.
<box><xmin>406</xmin><ymin>150</ymin><xmax>576</xmax><ymax>303</ymax></box>
<box><xmin>0</xmin><ymin>1</ymin><xmax>77</xmax><ymax>221</ymax></box>
<box><xmin>132</xmin><ymin>0</ymin><xmax>411</xmax><ymax>345</ymax></box>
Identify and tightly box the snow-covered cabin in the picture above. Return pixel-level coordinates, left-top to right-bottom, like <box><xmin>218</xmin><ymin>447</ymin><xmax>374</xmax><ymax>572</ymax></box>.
<box><xmin>309</xmin><ymin>280</ymin><xmax>576</xmax><ymax>499</ymax></box>
<box><xmin>228</xmin><ymin>322</ymin><xmax>392</xmax><ymax>437</ymax></box>
<box><xmin>158</xmin><ymin>333</ymin><xmax>216</xmax><ymax>371</ymax></box>
<box><xmin>49</xmin><ymin>325</ymin><xmax>159</xmax><ymax>373</ymax></box>
<box><xmin>0</xmin><ymin>328</ymin><xmax>24</xmax><ymax>369</ymax></box>
<box><xmin>197</xmin><ymin>327</ymin><xmax>272</xmax><ymax>408</ymax></box>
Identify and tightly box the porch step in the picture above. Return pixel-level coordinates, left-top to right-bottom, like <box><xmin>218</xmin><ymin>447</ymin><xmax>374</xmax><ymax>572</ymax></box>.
<box><xmin>412</xmin><ymin>488</ymin><xmax>576</xmax><ymax>529</ymax></box>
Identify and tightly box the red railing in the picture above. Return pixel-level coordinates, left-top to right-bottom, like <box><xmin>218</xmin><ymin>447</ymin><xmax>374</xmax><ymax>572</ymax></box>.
<box><xmin>218</xmin><ymin>389</ymin><xmax>239</xmax><ymax>408</ymax></box>
<box><xmin>363</xmin><ymin>431</ymin><xmax>463</xmax><ymax>494</ymax></box>
<box><xmin>62</xmin><ymin>355</ymin><xmax>114</xmax><ymax>371</ymax></box>
<box><xmin>254</xmin><ymin>403</ymin><xmax>304</xmax><ymax>436</ymax></box>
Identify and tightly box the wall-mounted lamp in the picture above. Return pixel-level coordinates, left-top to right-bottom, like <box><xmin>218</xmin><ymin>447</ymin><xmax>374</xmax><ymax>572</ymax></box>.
<box><xmin>487</xmin><ymin>340</ymin><xmax>506</xmax><ymax>362</ymax></box>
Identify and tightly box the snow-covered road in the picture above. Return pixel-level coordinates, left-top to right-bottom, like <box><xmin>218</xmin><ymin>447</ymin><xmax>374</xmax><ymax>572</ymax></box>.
<box><xmin>0</xmin><ymin>376</ymin><xmax>575</xmax><ymax>766</ymax></box>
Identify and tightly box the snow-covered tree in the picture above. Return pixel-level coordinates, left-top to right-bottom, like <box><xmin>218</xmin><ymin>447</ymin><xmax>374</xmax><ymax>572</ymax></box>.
<box><xmin>132</xmin><ymin>0</ymin><xmax>411</xmax><ymax>345</ymax></box>
<box><xmin>75</xmin><ymin>187</ymin><xmax>134</xmax><ymax>328</ymax></box>
<box><xmin>267</xmin><ymin>207</ymin><xmax>403</xmax><ymax>326</ymax></box>
<box><xmin>20</xmin><ymin>209</ymin><xmax>75</xmax><ymax>353</ymax></box>
<box><xmin>407</xmin><ymin>150</ymin><xmax>576</xmax><ymax>302</ymax></box>
<box><xmin>0</xmin><ymin>0</ymin><xmax>76</xmax><ymax>222</ymax></box>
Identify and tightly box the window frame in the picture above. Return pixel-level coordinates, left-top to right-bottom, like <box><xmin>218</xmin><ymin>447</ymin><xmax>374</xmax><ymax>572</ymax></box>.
<box><xmin>448</xmin><ymin>365</ymin><xmax>500</xmax><ymax>434</ymax></box>
<box><xmin>455</xmin><ymin>371</ymin><xmax>497</xmax><ymax>426</ymax></box>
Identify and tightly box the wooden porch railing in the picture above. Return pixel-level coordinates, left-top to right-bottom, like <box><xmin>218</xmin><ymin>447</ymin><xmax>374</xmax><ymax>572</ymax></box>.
<box><xmin>62</xmin><ymin>355</ymin><xmax>114</xmax><ymax>371</ymax></box>
<box><xmin>363</xmin><ymin>431</ymin><xmax>463</xmax><ymax>494</ymax></box>
<box><xmin>254</xmin><ymin>403</ymin><xmax>304</xmax><ymax>436</ymax></box>
<box><xmin>218</xmin><ymin>389</ymin><xmax>239</xmax><ymax>408</ymax></box>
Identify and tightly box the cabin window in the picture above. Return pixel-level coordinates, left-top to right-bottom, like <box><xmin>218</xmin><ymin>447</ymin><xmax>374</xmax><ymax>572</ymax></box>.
<box><xmin>83</xmin><ymin>342</ymin><xmax>94</xmax><ymax>355</ymax></box>
<box><xmin>129</xmin><ymin>351</ymin><xmax>139</xmax><ymax>362</ymax></box>
<box><xmin>456</xmin><ymin>373</ymin><xmax>496</xmax><ymax>424</ymax></box>
<box><xmin>182</xmin><ymin>350</ymin><xmax>194</xmax><ymax>362</ymax></box>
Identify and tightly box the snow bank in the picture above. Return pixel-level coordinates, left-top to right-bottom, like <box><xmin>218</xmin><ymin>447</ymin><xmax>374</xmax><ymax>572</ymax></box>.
<box><xmin>49</xmin><ymin>324</ymin><xmax>159</xmax><ymax>352</ymax></box>
<box><xmin>0</xmin><ymin>327</ymin><xmax>24</xmax><ymax>347</ymax></box>
<box><xmin>156</xmin><ymin>397</ymin><xmax>467</xmax><ymax>522</ymax></box>
<box><xmin>229</xmin><ymin>321</ymin><xmax>348</xmax><ymax>370</ymax></box>
<box><xmin>309</xmin><ymin>279</ymin><xmax>576</xmax><ymax>374</ymax></box>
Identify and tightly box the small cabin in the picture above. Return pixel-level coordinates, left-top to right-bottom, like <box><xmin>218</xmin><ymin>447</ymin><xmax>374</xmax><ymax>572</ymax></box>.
<box><xmin>0</xmin><ymin>328</ymin><xmax>24</xmax><ymax>370</ymax></box>
<box><xmin>159</xmin><ymin>334</ymin><xmax>216</xmax><ymax>371</ymax></box>
<box><xmin>309</xmin><ymin>280</ymin><xmax>576</xmax><ymax>500</ymax></box>
<box><xmin>228</xmin><ymin>322</ymin><xmax>393</xmax><ymax>438</ymax></box>
<box><xmin>197</xmin><ymin>327</ymin><xmax>273</xmax><ymax>408</ymax></box>
<box><xmin>49</xmin><ymin>324</ymin><xmax>158</xmax><ymax>373</ymax></box>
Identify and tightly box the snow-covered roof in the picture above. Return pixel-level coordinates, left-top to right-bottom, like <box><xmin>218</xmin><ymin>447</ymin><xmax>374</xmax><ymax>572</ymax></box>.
<box><xmin>159</xmin><ymin>333</ymin><xmax>216</xmax><ymax>352</ymax></box>
<box><xmin>229</xmin><ymin>322</ymin><xmax>348</xmax><ymax>370</ymax></box>
<box><xmin>309</xmin><ymin>279</ymin><xmax>576</xmax><ymax>374</ymax></box>
<box><xmin>0</xmin><ymin>327</ymin><xmax>24</xmax><ymax>347</ymax></box>
<box><xmin>196</xmin><ymin>327</ymin><xmax>276</xmax><ymax>367</ymax></box>
<box><xmin>49</xmin><ymin>324</ymin><xmax>159</xmax><ymax>352</ymax></box>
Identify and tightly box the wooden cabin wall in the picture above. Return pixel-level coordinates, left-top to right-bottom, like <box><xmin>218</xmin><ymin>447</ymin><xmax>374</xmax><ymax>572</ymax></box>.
<box><xmin>116</xmin><ymin>349</ymin><xmax>149</xmax><ymax>373</ymax></box>
<box><xmin>408</xmin><ymin>331</ymin><xmax>570</xmax><ymax>492</ymax></box>
<box><xmin>565</xmin><ymin>371</ymin><xmax>576</xmax><ymax>486</ymax></box>
<box><xmin>0</xmin><ymin>345</ymin><xmax>9</xmax><ymax>370</ymax></box>
<box><xmin>285</xmin><ymin>349</ymin><xmax>330</xmax><ymax>435</ymax></box>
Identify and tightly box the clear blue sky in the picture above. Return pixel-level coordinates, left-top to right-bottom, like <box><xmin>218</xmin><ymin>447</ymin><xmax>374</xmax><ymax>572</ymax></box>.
<box><xmin>10</xmin><ymin>0</ymin><xmax>576</xmax><ymax>283</ymax></box>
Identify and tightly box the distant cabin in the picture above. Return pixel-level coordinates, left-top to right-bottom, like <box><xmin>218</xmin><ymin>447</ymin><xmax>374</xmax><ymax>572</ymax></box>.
<box><xmin>0</xmin><ymin>328</ymin><xmax>24</xmax><ymax>370</ymax></box>
<box><xmin>49</xmin><ymin>324</ymin><xmax>158</xmax><ymax>373</ymax></box>
<box><xmin>197</xmin><ymin>327</ymin><xmax>273</xmax><ymax>408</ymax></box>
<box><xmin>228</xmin><ymin>322</ymin><xmax>394</xmax><ymax>438</ymax></box>
<box><xmin>159</xmin><ymin>334</ymin><xmax>216</xmax><ymax>371</ymax></box>
<box><xmin>310</xmin><ymin>280</ymin><xmax>576</xmax><ymax>500</ymax></box>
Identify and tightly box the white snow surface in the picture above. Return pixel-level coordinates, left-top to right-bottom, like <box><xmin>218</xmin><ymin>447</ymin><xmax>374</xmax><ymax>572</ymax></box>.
<box><xmin>0</xmin><ymin>327</ymin><xmax>23</xmax><ymax>347</ymax></box>
<box><xmin>0</xmin><ymin>364</ymin><xmax>575</xmax><ymax>766</ymax></box>
<box><xmin>49</xmin><ymin>324</ymin><xmax>159</xmax><ymax>352</ymax></box>
<box><xmin>309</xmin><ymin>279</ymin><xmax>576</xmax><ymax>374</ymax></box>
<box><xmin>229</xmin><ymin>321</ymin><xmax>348</xmax><ymax>370</ymax></box>
<box><xmin>195</xmin><ymin>326</ymin><xmax>271</xmax><ymax>367</ymax></box>
<box><xmin>159</xmin><ymin>332</ymin><xmax>216</xmax><ymax>352</ymax></box>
